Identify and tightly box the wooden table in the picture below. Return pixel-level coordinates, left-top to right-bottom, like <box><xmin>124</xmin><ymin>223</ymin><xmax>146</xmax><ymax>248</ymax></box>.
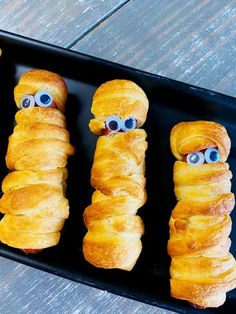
<box><xmin>0</xmin><ymin>1</ymin><xmax>236</xmax><ymax>313</ymax></box>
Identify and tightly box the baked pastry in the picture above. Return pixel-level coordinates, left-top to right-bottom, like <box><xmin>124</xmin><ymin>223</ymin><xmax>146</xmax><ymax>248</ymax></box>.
<box><xmin>0</xmin><ymin>69</ymin><xmax>74</xmax><ymax>252</ymax></box>
<box><xmin>83</xmin><ymin>79</ymin><xmax>149</xmax><ymax>270</ymax></box>
<box><xmin>89</xmin><ymin>79</ymin><xmax>149</xmax><ymax>135</ymax></box>
<box><xmin>168</xmin><ymin>121</ymin><xmax>236</xmax><ymax>308</ymax></box>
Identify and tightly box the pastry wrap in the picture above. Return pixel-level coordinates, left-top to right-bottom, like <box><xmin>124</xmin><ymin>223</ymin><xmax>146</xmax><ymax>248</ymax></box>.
<box><xmin>168</xmin><ymin>121</ymin><xmax>236</xmax><ymax>308</ymax></box>
<box><xmin>0</xmin><ymin>69</ymin><xmax>74</xmax><ymax>251</ymax></box>
<box><xmin>83</xmin><ymin>79</ymin><xmax>148</xmax><ymax>270</ymax></box>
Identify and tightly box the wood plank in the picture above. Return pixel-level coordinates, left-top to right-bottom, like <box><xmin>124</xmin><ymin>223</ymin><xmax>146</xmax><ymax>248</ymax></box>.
<box><xmin>0</xmin><ymin>0</ymin><xmax>129</xmax><ymax>47</ymax></box>
<box><xmin>72</xmin><ymin>0</ymin><xmax>236</xmax><ymax>97</ymax></box>
<box><xmin>0</xmin><ymin>256</ymin><xmax>175</xmax><ymax>314</ymax></box>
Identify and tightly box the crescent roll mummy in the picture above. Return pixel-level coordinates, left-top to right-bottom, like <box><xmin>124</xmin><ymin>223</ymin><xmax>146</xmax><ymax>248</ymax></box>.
<box><xmin>83</xmin><ymin>79</ymin><xmax>149</xmax><ymax>270</ymax></box>
<box><xmin>0</xmin><ymin>69</ymin><xmax>74</xmax><ymax>252</ymax></box>
<box><xmin>168</xmin><ymin>121</ymin><xmax>236</xmax><ymax>308</ymax></box>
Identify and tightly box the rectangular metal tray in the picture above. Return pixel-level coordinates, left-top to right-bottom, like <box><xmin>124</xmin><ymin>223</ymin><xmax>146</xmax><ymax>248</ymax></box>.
<box><xmin>0</xmin><ymin>30</ymin><xmax>236</xmax><ymax>313</ymax></box>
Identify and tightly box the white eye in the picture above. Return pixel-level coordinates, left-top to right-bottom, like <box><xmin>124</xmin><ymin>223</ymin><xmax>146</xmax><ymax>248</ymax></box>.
<box><xmin>186</xmin><ymin>151</ymin><xmax>205</xmax><ymax>165</ymax></box>
<box><xmin>20</xmin><ymin>95</ymin><xmax>35</xmax><ymax>109</ymax></box>
<box><xmin>105</xmin><ymin>115</ymin><xmax>122</xmax><ymax>132</ymax></box>
<box><xmin>205</xmin><ymin>147</ymin><xmax>221</xmax><ymax>164</ymax></box>
<box><xmin>35</xmin><ymin>90</ymin><xmax>53</xmax><ymax>107</ymax></box>
<box><xmin>121</xmin><ymin>117</ymin><xmax>137</xmax><ymax>132</ymax></box>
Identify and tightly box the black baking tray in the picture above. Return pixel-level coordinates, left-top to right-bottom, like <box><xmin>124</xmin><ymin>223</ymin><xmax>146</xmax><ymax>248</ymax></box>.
<box><xmin>0</xmin><ymin>30</ymin><xmax>236</xmax><ymax>313</ymax></box>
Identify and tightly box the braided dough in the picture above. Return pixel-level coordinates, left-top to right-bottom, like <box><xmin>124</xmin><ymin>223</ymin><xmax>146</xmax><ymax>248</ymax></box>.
<box><xmin>83</xmin><ymin>79</ymin><xmax>149</xmax><ymax>270</ymax></box>
<box><xmin>0</xmin><ymin>69</ymin><xmax>74</xmax><ymax>251</ymax></box>
<box><xmin>168</xmin><ymin>121</ymin><xmax>236</xmax><ymax>308</ymax></box>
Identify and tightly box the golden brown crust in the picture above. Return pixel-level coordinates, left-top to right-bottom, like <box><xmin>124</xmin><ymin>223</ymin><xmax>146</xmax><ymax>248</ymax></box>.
<box><xmin>6</xmin><ymin>108</ymin><xmax>74</xmax><ymax>171</ymax></box>
<box><xmin>91</xmin><ymin>130</ymin><xmax>147</xmax><ymax>188</ymax></box>
<box><xmin>0</xmin><ymin>184</ymin><xmax>69</xmax><ymax>218</ymax></box>
<box><xmin>168</xmin><ymin>121</ymin><xmax>236</xmax><ymax>308</ymax></box>
<box><xmin>168</xmin><ymin>215</ymin><xmax>232</xmax><ymax>257</ymax></box>
<box><xmin>174</xmin><ymin>161</ymin><xmax>232</xmax><ymax>186</ymax></box>
<box><xmin>15</xmin><ymin>107</ymin><xmax>66</xmax><ymax>127</ymax></box>
<box><xmin>172</xmin><ymin>194</ymin><xmax>235</xmax><ymax>219</ymax></box>
<box><xmin>83</xmin><ymin>80</ymin><xmax>148</xmax><ymax>270</ymax></box>
<box><xmin>174</xmin><ymin>161</ymin><xmax>232</xmax><ymax>200</ymax></box>
<box><xmin>14</xmin><ymin>69</ymin><xmax>68</xmax><ymax>112</ymax></box>
<box><xmin>171</xmin><ymin>280</ymin><xmax>228</xmax><ymax>308</ymax></box>
<box><xmin>13</xmin><ymin>122</ymin><xmax>70</xmax><ymax>142</ymax></box>
<box><xmin>2</xmin><ymin>169</ymin><xmax>68</xmax><ymax>193</ymax></box>
<box><xmin>0</xmin><ymin>69</ymin><xmax>73</xmax><ymax>251</ymax></box>
<box><xmin>83</xmin><ymin>194</ymin><xmax>144</xmax><ymax>225</ymax></box>
<box><xmin>171</xmin><ymin>253</ymin><xmax>236</xmax><ymax>307</ymax></box>
<box><xmin>170</xmin><ymin>121</ymin><xmax>231</xmax><ymax>162</ymax></box>
<box><xmin>0</xmin><ymin>223</ymin><xmax>60</xmax><ymax>249</ymax></box>
<box><xmin>84</xmin><ymin>214</ymin><xmax>144</xmax><ymax>270</ymax></box>
<box><xmin>85</xmin><ymin>215</ymin><xmax>144</xmax><ymax>234</ymax></box>
<box><xmin>89</xmin><ymin>80</ymin><xmax>149</xmax><ymax>134</ymax></box>
<box><xmin>83</xmin><ymin>232</ymin><xmax>143</xmax><ymax>271</ymax></box>
<box><xmin>6</xmin><ymin>138</ymin><xmax>74</xmax><ymax>171</ymax></box>
<box><xmin>0</xmin><ymin>215</ymin><xmax>65</xmax><ymax>233</ymax></box>
<box><xmin>83</xmin><ymin>133</ymin><xmax>147</xmax><ymax>270</ymax></box>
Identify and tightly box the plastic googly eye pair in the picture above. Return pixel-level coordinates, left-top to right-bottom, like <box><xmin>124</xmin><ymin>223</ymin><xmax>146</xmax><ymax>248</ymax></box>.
<box><xmin>105</xmin><ymin>115</ymin><xmax>137</xmax><ymax>132</ymax></box>
<box><xmin>20</xmin><ymin>90</ymin><xmax>53</xmax><ymax>109</ymax></box>
<box><xmin>187</xmin><ymin>147</ymin><xmax>221</xmax><ymax>165</ymax></box>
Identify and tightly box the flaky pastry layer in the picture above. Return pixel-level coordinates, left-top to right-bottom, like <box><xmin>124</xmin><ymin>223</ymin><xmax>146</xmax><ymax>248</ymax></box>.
<box><xmin>0</xmin><ymin>70</ymin><xmax>74</xmax><ymax>251</ymax></box>
<box><xmin>83</xmin><ymin>80</ymin><xmax>148</xmax><ymax>270</ymax></box>
<box><xmin>168</xmin><ymin>121</ymin><xmax>236</xmax><ymax>308</ymax></box>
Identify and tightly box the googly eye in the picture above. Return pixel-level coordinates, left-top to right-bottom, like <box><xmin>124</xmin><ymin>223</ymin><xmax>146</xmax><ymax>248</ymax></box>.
<box><xmin>186</xmin><ymin>151</ymin><xmax>205</xmax><ymax>165</ymax></box>
<box><xmin>121</xmin><ymin>117</ymin><xmax>137</xmax><ymax>132</ymax></box>
<box><xmin>20</xmin><ymin>95</ymin><xmax>35</xmax><ymax>109</ymax></box>
<box><xmin>105</xmin><ymin>115</ymin><xmax>122</xmax><ymax>132</ymax></box>
<box><xmin>204</xmin><ymin>147</ymin><xmax>221</xmax><ymax>164</ymax></box>
<box><xmin>35</xmin><ymin>90</ymin><xmax>53</xmax><ymax>107</ymax></box>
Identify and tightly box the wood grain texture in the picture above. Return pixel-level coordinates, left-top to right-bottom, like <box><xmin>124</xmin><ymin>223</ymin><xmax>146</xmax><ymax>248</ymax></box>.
<box><xmin>73</xmin><ymin>0</ymin><xmax>236</xmax><ymax>97</ymax></box>
<box><xmin>1</xmin><ymin>0</ymin><xmax>236</xmax><ymax>313</ymax></box>
<box><xmin>0</xmin><ymin>0</ymin><xmax>129</xmax><ymax>47</ymax></box>
<box><xmin>0</xmin><ymin>256</ymin><xmax>174</xmax><ymax>314</ymax></box>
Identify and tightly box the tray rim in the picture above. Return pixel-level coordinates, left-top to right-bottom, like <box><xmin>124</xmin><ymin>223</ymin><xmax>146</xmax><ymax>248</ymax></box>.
<box><xmin>0</xmin><ymin>29</ymin><xmax>236</xmax><ymax>314</ymax></box>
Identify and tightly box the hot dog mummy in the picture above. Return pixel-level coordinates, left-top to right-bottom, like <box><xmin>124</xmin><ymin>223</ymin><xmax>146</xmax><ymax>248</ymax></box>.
<box><xmin>168</xmin><ymin>121</ymin><xmax>236</xmax><ymax>308</ymax></box>
<box><xmin>0</xmin><ymin>69</ymin><xmax>74</xmax><ymax>252</ymax></box>
<box><xmin>83</xmin><ymin>79</ymin><xmax>149</xmax><ymax>270</ymax></box>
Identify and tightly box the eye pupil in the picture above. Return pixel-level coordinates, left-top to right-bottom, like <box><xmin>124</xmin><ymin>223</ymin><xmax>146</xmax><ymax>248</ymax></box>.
<box><xmin>204</xmin><ymin>147</ymin><xmax>221</xmax><ymax>164</ymax></box>
<box><xmin>105</xmin><ymin>115</ymin><xmax>122</xmax><ymax>132</ymax></box>
<box><xmin>124</xmin><ymin>118</ymin><xmax>135</xmax><ymax>129</ymax></box>
<box><xmin>40</xmin><ymin>94</ymin><xmax>51</xmax><ymax>104</ymax></box>
<box><xmin>22</xmin><ymin>98</ymin><xmax>31</xmax><ymax>108</ymax></box>
<box><xmin>209</xmin><ymin>151</ymin><xmax>219</xmax><ymax>162</ymax></box>
<box><xmin>20</xmin><ymin>95</ymin><xmax>35</xmax><ymax>109</ymax></box>
<box><xmin>189</xmin><ymin>153</ymin><xmax>199</xmax><ymax>164</ymax></box>
<box><xmin>121</xmin><ymin>117</ymin><xmax>136</xmax><ymax>131</ymax></box>
<box><xmin>187</xmin><ymin>151</ymin><xmax>204</xmax><ymax>165</ymax></box>
<box><xmin>108</xmin><ymin>120</ymin><xmax>119</xmax><ymax>131</ymax></box>
<box><xmin>35</xmin><ymin>90</ymin><xmax>53</xmax><ymax>107</ymax></box>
